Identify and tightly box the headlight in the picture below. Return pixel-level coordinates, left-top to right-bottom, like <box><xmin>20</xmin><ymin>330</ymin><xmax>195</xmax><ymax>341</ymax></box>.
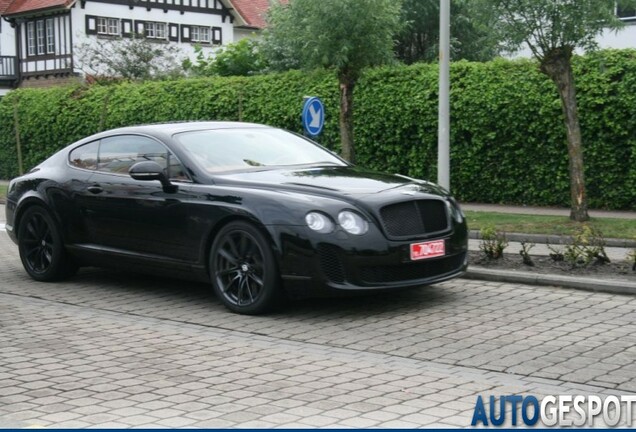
<box><xmin>305</xmin><ymin>212</ymin><xmax>334</xmax><ymax>233</ymax></box>
<box><xmin>447</xmin><ymin>198</ymin><xmax>464</xmax><ymax>223</ymax></box>
<box><xmin>338</xmin><ymin>211</ymin><xmax>369</xmax><ymax>235</ymax></box>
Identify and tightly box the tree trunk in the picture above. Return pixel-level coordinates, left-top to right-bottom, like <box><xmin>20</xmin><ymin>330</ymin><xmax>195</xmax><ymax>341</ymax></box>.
<box><xmin>338</xmin><ymin>73</ymin><xmax>356</xmax><ymax>163</ymax></box>
<box><xmin>540</xmin><ymin>48</ymin><xmax>589</xmax><ymax>222</ymax></box>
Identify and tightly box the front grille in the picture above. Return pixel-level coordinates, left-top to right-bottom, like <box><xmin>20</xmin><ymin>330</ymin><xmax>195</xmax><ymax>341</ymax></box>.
<box><xmin>380</xmin><ymin>199</ymin><xmax>449</xmax><ymax>237</ymax></box>
<box><xmin>318</xmin><ymin>244</ymin><xmax>346</xmax><ymax>283</ymax></box>
<box><xmin>359</xmin><ymin>253</ymin><xmax>465</xmax><ymax>284</ymax></box>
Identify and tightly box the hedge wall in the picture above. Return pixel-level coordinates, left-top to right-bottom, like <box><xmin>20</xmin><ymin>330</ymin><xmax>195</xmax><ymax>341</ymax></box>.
<box><xmin>1</xmin><ymin>49</ymin><xmax>635</xmax><ymax>210</ymax></box>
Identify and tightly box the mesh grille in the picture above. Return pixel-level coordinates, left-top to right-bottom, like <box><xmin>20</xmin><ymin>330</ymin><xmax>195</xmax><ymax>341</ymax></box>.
<box><xmin>318</xmin><ymin>244</ymin><xmax>346</xmax><ymax>283</ymax></box>
<box><xmin>380</xmin><ymin>199</ymin><xmax>449</xmax><ymax>237</ymax></box>
<box><xmin>359</xmin><ymin>253</ymin><xmax>465</xmax><ymax>284</ymax></box>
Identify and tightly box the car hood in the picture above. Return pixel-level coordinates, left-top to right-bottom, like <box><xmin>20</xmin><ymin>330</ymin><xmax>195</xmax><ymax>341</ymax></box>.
<box><xmin>214</xmin><ymin>166</ymin><xmax>448</xmax><ymax>198</ymax></box>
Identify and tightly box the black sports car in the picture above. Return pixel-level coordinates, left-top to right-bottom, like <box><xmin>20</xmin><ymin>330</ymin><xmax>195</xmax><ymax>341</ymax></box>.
<box><xmin>5</xmin><ymin>122</ymin><xmax>468</xmax><ymax>314</ymax></box>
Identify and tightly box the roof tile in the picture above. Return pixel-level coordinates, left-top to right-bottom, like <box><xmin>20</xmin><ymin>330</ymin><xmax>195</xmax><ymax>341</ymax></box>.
<box><xmin>231</xmin><ymin>0</ymin><xmax>286</xmax><ymax>29</ymax></box>
<box><xmin>4</xmin><ymin>0</ymin><xmax>73</xmax><ymax>16</ymax></box>
<box><xmin>0</xmin><ymin>0</ymin><xmax>15</xmax><ymax>14</ymax></box>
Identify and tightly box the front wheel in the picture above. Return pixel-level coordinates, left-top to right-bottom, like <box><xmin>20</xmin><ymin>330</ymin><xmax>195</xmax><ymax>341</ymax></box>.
<box><xmin>18</xmin><ymin>206</ymin><xmax>77</xmax><ymax>282</ymax></box>
<box><xmin>209</xmin><ymin>221</ymin><xmax>282</xmax><ymax>314</ymax></box>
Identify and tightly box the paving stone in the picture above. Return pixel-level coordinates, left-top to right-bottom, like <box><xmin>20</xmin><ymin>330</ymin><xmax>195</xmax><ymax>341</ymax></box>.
<box><xmin>2</xmin><ymin>228</ymin><xmax>636</xmax><ymax>428</ymax></box>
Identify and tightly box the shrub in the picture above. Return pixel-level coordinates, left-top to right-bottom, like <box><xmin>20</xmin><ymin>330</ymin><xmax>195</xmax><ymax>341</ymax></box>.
<box><xmin>479</xmin><ymin>226</ymin><xmax>508</xmax><ymax>259</ymax></box>
<box><xmin>1</xmin><ymin>49</ymin><xmax>635</xmax><ymax>210</ymax></box>
<box><xmin>562</xmin><ymin>225</ymin><xmax>610</xmax><ymax>267</ymax></box>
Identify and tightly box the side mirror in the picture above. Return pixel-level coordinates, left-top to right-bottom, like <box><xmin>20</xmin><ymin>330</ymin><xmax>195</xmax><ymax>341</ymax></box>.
<box><xmin>129</xmin><ymin>161</ymin><xmax>178</xmax><ymax>193</ymax></box>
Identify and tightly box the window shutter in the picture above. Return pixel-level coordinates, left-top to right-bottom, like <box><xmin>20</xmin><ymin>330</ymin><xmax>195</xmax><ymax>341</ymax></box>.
<box><xmin>134</xmin><ymin>20</ymin><xmax>145</xmax><ymax>37</ymax></box>
<box><xmin>85</xmin><ymin>15</ymin><xmax>97</xmax><ymax>35</ymax></box>
<box><xmin>212</xmin><ymin>26</ymin><xmax>222</xmax><ymax>45</ymax></box>
<box><xmin>181</xmin><ymin>24</ymin><xmax>191</xmax><ymax>42</ymax></box>
<box><xmin>169</xmin><ymin>23</ymin><xmax>179</xmax><ymax>42</ymax></box>
<box><xmin>121</xmin><ymin>19</ymin><xmax>133</xmax><ymax>38</ymax></box>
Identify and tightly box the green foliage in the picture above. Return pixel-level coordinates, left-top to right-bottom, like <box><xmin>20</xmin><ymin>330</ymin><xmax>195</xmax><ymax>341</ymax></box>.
<box><xmin>262</xmin><ymin>0</ymin><xmax>403</xmax><ymax>79</ymax></box>
<box><xmin>479</xmin><ymin>226</ymin><xmax>508</xmax><ymax>259</ymax></box>
<box><xmin>396</xmin><ymin>0</ymin><xmax>500</xmax><ymax>64</ymax></box>
<box><xmin>183</xmin><ymin>39</ymin><xmax>267</xmax><ymax>77</ymax></box>
<box><xmin>1</xmin><ymin>50</ymin><xmax>636</xmax><ymax>210</ymax></box>
<box><xmin>562</xmin><ymin>225</ymin><xmax>610</xmax><ymax>267</ymax></box>
<box><xmin>627</xmin><ymin>250</ymin><xmax>636</xmax><ymax>271</ymax></box>
<box><xmin>475</xmin><ymin>0</ymin><xmax>634</xmax><ymax>57</ymax></box>
<box><xmin>519</xmin><ymin>241</ymin><xmax>535</xmax><ymax>266</ymax></box>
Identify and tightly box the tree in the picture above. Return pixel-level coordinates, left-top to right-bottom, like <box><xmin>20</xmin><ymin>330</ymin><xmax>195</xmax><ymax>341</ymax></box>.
<box><xmin>75</xmin><ymin>36</ymin><xmax>185</xmax><ymax>82</ymax></box>
<box><xmin>475</xmin><ymin>0</ymin><xmax>634</xmax><ymax>221</ymax></box>
<box><xmin>183</xmin><ymin>39</ymin><xmax>267</xmax><ymax>77</ymax></box>
<box><xmin>262</xmin><ymin>0</ymin><xmax>403</xmax><ymax>163</ymax></box>
<box><xmin>396</xmin><ymin>0</ymin><xmax>499</xmax><ymax>64</ymax></box>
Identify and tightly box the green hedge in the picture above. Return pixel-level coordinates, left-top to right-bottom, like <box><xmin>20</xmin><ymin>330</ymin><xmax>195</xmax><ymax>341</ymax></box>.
<box><xmin>1</xmin><ymin>49</ymin><xmax>635</xmax><ymax>209</ymax></box>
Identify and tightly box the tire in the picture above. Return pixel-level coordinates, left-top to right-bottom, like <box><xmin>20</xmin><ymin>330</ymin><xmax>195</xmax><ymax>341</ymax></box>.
<box><xmin>209</xmin><ymin>221</ymin><xmax>281</xmax><ymax>315</ymax></box>
<box><xmin>18</xmin><ymin>206</ymin><xmax>77</xmax><ymax>282</ymax></box>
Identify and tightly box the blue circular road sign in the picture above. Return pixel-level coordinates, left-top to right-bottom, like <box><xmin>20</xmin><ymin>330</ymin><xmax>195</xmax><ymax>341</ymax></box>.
<box><xmin>302</xmin><ymin>97</ymin><xmax>325</xmax><ymax>137</ymax></box>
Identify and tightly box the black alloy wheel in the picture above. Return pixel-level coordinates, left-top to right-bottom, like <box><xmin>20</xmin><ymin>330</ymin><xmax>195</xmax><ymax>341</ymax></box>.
<box><xmin>210</xmin><ymin>221</ymin><xmax>281</xmax><ymax>314</ymax></box>
<box><xmin>18</xmin><ymin>206</ymin><xmax>76</xmax><ymax>282</ymax></box>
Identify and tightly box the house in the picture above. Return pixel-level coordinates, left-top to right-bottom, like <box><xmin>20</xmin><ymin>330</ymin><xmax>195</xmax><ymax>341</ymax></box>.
<box><xmin>504</xmin><ymin>5</ymin><xmax>636</xmax><ymax>59</ymax></box>
<box><xmin>598</xmin><ymin>4</ymin><xmax>636</xmax><ymax>49</ymax></box>
<box><xmin>0</xmin><ymin>0</ymin><xmax>275</xmax><ymax>94</ymax></box>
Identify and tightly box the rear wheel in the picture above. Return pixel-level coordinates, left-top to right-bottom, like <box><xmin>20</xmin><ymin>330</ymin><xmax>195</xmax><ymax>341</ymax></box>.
<box><xmin>210</xmin><ymin>221</ymin><xmax>281</xmax><ymax>314</ymax></box>
<box><xmin>18</xmin><ymin>206</ymin><xmax>77</xmax><ymax>282</ymax></box>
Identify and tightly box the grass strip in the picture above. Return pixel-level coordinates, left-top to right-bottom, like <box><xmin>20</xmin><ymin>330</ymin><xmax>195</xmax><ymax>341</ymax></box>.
<box><xmin>464</xmin><ymin>210</ymin><xmax>636</xmax><ymax>240</ymax></box>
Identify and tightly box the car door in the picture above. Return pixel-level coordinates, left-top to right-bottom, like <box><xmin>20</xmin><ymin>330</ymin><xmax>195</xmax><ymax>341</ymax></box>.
<box><xmin>79</xmin><ymin>134</ymin><xmax>198</xmax><ymax>262</ymax></box>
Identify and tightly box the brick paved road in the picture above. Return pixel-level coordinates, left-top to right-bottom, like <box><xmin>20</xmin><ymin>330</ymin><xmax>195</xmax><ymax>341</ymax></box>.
<box><xmin>1</xmin><ymin>230</ymin><xmax>636</xmax><ymax>427</ymax></box>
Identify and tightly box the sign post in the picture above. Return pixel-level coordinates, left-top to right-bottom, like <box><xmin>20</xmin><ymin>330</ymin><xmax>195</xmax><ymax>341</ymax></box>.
<box><xmin>438</xmin><ymin>0</ymin><xmax>450</xmax><ymax>191</ymax></box>
<box><xmin>302</xmin><ymin>96</ymin><xmax>325</xmax><ymax>138</ymax></box>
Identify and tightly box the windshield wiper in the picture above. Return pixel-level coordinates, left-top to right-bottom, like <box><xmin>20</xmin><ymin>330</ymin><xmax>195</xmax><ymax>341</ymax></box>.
<box><xmin>243</xmin><ymin>159</ymin><xmax>265</xmax><ymax>167</ymax></box>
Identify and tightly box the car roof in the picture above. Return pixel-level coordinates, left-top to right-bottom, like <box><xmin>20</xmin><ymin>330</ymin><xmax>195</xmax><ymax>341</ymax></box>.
<box><xmin>105</xmin><ymin>121</ymin><xmax>272</xmax><ymax>136</ymax></box>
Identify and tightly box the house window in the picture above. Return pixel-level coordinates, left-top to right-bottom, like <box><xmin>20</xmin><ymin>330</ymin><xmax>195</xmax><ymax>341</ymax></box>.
<box><xmin>146</xmin><ymin>22</ymin><xmax>167</xmax><ymax>39</ymax></box>
<box><xmin>36</xmin><ymin>20</ymin><xmax>45</xmax><ymax>55</ymax></box>
<box><xmin>190</xmin><ymin>25</ymin><xmax>210</xmax><ymax>43</ymax></box>
<box><xmin>617</xmin><ymin>5</ymin><xmax>636</xmax><ymax>20</ymax></box>
<box><xmin>97</xmin><ymin>17</ymin><xmax>120</xmax><ymax>35</ymax></box>
<box><xmin>27</xmin><ymin>22</ymin><xmax>35</xmax><ymax>56</ymax></box>
<box><xmin>46</xmin><ymin>19</ymin><xmax>55</xmax><ymax>54</ymax></box>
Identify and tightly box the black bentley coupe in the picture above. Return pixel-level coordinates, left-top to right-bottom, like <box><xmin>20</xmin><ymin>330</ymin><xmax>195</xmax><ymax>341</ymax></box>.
<box><xmin>5</xmin><ymin>122</ymin><xmax>468</xmax><ymax>314</ymax></box>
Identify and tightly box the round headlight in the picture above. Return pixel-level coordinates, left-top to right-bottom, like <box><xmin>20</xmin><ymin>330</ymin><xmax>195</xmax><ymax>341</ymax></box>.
<box><xmin>447</xmin><ymin>198</ymin><xmax>464</xmax><ymax>223</ymax></box>
<box><xmin>338</xmin><ymin>211</ymin><xmax>369</xmax><ymax>235</ymax></box>
<box><xmin>305</xmin><ymin>212</ymin><xmax>334</xmax><ymax>233</ymax></box>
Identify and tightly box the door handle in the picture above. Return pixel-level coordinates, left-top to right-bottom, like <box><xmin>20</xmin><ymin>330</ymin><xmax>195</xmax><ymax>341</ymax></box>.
<box><xmin>87</xmin><ymin>185</ymin><xmax>103</xmax><ymax>194</ymax></box>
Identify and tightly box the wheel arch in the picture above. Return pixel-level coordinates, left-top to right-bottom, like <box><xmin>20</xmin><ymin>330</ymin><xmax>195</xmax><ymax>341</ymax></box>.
<box><xmin>202</xmin><ymin>214</ymin><xmax>283</xmax><ymax>278</ymax></box>
<box><xmin>13</xmin><ymin>195</ymin><xmax>58</xmax><ymax>240</ymax></box>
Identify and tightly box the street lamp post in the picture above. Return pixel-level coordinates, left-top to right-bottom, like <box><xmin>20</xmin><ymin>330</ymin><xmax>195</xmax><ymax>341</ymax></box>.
<box><xmin>438</xmin><ymin>0</ymin><xmax>450</xmax><ymax>191</ymax></box>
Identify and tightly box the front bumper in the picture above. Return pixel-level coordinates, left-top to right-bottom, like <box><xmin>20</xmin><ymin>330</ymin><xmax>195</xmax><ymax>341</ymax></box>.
<box><xmin>273</xmin><ymin>220</ymin><xmax>468</xmax><ymax>297</ymax></box>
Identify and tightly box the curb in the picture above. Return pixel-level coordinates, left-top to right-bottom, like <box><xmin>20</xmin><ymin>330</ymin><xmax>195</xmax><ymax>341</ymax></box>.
<box><xmin>464</xmin><ymin>267</ymin><xmax>636</xmax><ymax>296</ymax></box>
<box><xmin>469</xmin><ymin>230</ymin><xmax>636</xmax><ymax>248</ymax></box>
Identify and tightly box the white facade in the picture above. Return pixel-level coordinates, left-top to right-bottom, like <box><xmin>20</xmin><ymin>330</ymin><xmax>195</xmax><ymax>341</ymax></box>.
<box><xmin>0</xmin><ymin>17</ymin><xmax>17</xmax><ymax>95</ymax></box>
<box><xmin>71</xmin><ymin>0</ymin><xmax>237</xmax><ymax>74</ymax></box>
<box><xmin>0</xmin><ymin>0</ymin><xmax>262</xmax><ymax>90</ymax></box>
<box><xmin>0</xmin><ymin>19</ymin><xmax>16</xmax><ymax>56</ymax></box>
<box><xmin>508</xmin><ymin>21</ymin><xmax>636</xmax><ymax>58</ymax></box>
<box><xmin>597</xmin><ymin>23</ymin><xmax>636</xmax><ymax>49</ymax></box>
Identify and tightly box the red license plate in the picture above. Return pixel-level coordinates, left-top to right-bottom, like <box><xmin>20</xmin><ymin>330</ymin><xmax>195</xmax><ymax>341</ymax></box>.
<box><xmin>410</xmin><ymin>240</ymin><xmax>445</xmax><ymax>261</ymax></box>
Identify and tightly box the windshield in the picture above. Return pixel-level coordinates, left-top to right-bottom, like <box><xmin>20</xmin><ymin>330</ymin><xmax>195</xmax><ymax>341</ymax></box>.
<box><xmin>174</xmin><ymin>128</ymin><xmax>346</xmax><ymax>173</ymax></box>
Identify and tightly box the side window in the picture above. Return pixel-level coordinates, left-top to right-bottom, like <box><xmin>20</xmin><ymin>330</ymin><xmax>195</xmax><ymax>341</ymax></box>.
<box><xmin>69</xmin><ymin>141</ymin><xmax>99</xmax><ymax>170</ymax></box>
<box><xmin>98</xmin><ymin>135</ymin><xmax>168</xmax><ymax>174</ymax></box>
<box><xmin>167</xmin><ymin>152</ymin><xmax>189</xmax><ymax>181</ymax></box>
